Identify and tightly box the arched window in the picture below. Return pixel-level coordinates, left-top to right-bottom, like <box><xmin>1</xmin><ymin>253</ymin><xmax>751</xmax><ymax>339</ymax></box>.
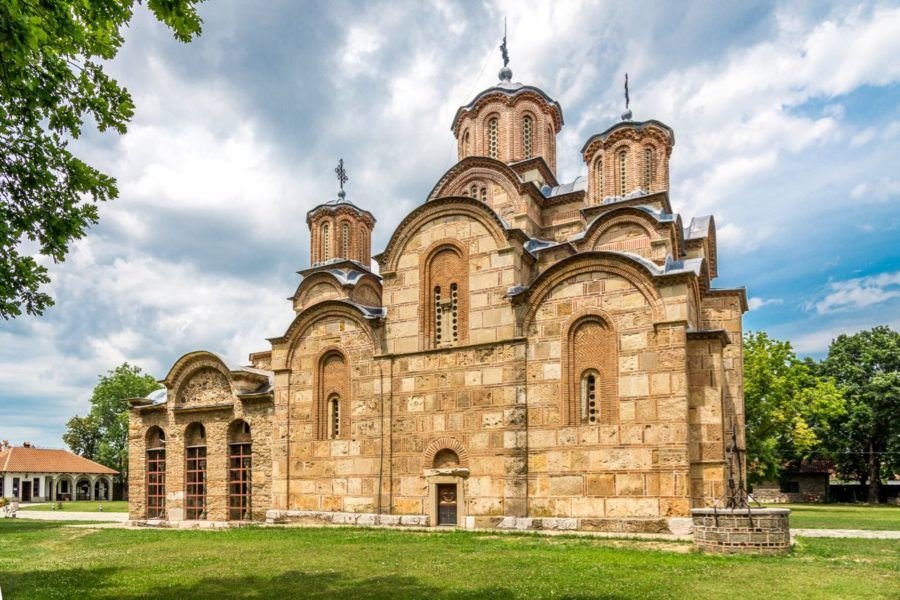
<box><xmin>565</xmin><ymin>316</ymin><xmax>617</xmax><ymax>426</ymax></box>
<box><xmin>328</xmin><ymin>395</ymin><xmax>341</xmax><ymax>439</ymax></box>
<box><xmin>522</xmin><ymin>115</ymin><xmax>533</xmax><ymax>159</ymax></box>
<box><xmin>422</xmin><ymin>243</ymin><xmax>468</xmax><ymax>348</ymax></box>
<box><xmin>619</xmin><ymin>150</ymin><xmax>627</xmax><ymax>196</ymax></box>
<box><xmin>322</xmin><ymin>223</ymin><xmax>331</xmax><ymax>260</ymax></box>
<box><xmin>582</xmin><ymin>371</ymin><xmax>599</xmax><ymax>424</ymax></box>
<box><xmin>184</xmin><ymin>423</ymin><xmax>207</xmax><ymax>520</ymax></box>
<box><xmin>317</xmin><ymin>351</ymin><xmax>349</xmax><ymax>440</ymax></box>
<box><xmin>488</xmin><ymin>117</ymin><xmax>499</xmax><ymax>159</ymax></box>
<box><xmin>547</xmin><ymin>126</ymin><xmax>555</xmax><ymax>167</ymax></box>
<box><xmin>463</xmin><ymin>130</ymin><xmax>471</xmax><ymax>156</ymax></box>
<box><xmin>228</xmin><ymin>420</ymin><xmax>252</xmax><ymax>521</ymax></box>
<box><xmin>644</xmin><ymin>147</ymin><xmax>654</xmax><ymax>191</ymax></box>
<box><xmin>594</xmin><ymin>157</ymin><xmax>603</xmax><ymax>201</ymax></box>
<box><xmin>146</xmin><ymin>427</ymin><xmax>166</xmax><ymax>519</ymax></box>
<box><xmin>341</xmin><ymin>223</ymin><xmax>350</xmax><ymax>258</ymax></box>
<box><xmin>358</xmin><ymin>224</ymin><xmax>368</xmax><ymax>262</ymax></box>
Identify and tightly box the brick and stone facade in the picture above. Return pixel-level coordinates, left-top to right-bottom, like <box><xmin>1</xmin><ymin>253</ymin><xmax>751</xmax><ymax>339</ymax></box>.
<box><xmin>128</xmin><ymin>64</ymin><xmax>747</xmax><ymax>533</ymax></box>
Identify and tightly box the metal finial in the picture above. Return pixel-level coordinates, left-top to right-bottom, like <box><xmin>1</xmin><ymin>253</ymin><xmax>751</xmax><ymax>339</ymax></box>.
<box><xmin>498</xmin><ymin>19</ymin><xmax>512</xmax><ymax>82</ymax></box>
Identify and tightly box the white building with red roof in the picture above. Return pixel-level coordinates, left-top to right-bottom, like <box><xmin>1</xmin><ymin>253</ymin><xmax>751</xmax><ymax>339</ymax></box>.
<box><xmin>0</xmin><ymin>441</ymin><xmax>118</xmax><ymax>502</ymax></box>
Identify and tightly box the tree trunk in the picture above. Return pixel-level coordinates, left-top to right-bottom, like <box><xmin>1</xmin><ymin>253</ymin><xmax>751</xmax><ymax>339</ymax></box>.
<box><xmin>867</xmin><ymin>443</ymin><xmax>880</xmax><ymax>504</ymax></box>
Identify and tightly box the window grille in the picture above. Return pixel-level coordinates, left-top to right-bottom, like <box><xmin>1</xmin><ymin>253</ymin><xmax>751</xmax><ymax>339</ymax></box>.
<box><xmin>322</xmin><ymin>223</ymin><xmax>330</xmax><ymax>260</ymax></box>
<box><xmin>583</xmin><ymin>373</ymin><xmax>598</xmax><ymax>424</ymax></box>
<box><xmin>619</xmin><ymin>151</ymin><xmax>627</xmax><ymax>196</ymax></box>
<box><xmin>185</xmin><ymin>445</ymin><xmax>207</xmax><ymax>520</ymax></box>
<box><xmin>434</xmin><ymin>287</ymin><xmax>443</xmax><ymax>344</ymax></box>
<box><xmin>329</xmin><ymin>396</ymin><xmax>340</xmax><ymax>439</ymax></box>
<box><xmin>488</xmin><ymin>118</ymin><xmax>499</xmax><ymax>159</ymax></box>
<box><xmin>523</xmin><ymin>116</ymin><xmax>533</xmax><ymax>159</ymax></box>
<box><xmin>644</xmin><ymin>148</ymin><xmax>653</xmax><ymax>191</ymax></box>
<box><xmin>450</xmin><ymin>283</ymin><xmax>459</xmax><ymax>341</ymax></box>
<box><xmin>342</xmin><ymin>223</ymin><xmax>349</xmax><ymax>258</ymax></box>
<box><xmin>228</xmin><ymin>442</ymin><xmax>252</xmax><ymax>521</ymax></box>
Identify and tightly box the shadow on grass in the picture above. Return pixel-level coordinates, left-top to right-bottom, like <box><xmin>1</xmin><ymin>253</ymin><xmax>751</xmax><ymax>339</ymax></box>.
<box><xmin>1</xmin><ymin>567</ymin><xmax>619</xmax><ymax>599</ymax></box>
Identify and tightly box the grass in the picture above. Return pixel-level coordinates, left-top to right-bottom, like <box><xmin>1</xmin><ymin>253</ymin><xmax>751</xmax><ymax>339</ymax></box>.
<box><xmin>765</xmin><ymin>503</ymin><xmax>900</xmax><ymax>531</ymax></box>
<box><xmin>0</xmin><ymin>521</ymin><xmax>897</xmax><ymax>599</ymax></box>
<box><xmin>18</xmin><ymin>501</ymin><xmax>129</xmax><ymax>513</ymax></box>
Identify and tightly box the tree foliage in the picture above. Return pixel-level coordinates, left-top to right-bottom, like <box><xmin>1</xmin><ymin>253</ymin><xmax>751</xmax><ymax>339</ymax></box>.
<box><xmin>821</xmin><ymin>326</ymin><xmax>900</xmax><ymax>503</ymax></box>
<box><xmin>64</xmin><ymin>363</ymin><xmax>161</xmax><ymax>492</ymax></box>
<box><xmin>0</xmin><ymin>0</ymin><xmax>203</xmax><ymax>319</ymax></box>
<box><xmin>743</xmin><ymin>331</ymin><xmax>845</xmax><ymax>482</ymax></box>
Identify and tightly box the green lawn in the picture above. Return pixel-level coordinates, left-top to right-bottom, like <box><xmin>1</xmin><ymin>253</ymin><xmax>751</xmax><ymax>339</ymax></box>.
<box><xmin>18</xmin><ymin>501</ymin><xmax>129</xmax><ymax>513</ymax></box>
<box><xmin>0</xmin><ymin>521</ymin><xmax>897</xmax><ymax>599</ymax></box>
<box><xmin>765</xmin><ymin>503</ymin><xmax>900</xmax><ymax>530</ymax></box>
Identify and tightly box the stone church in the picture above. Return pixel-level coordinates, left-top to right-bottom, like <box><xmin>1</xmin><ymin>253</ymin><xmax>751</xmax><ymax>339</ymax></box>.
<box><xmin>128</xmin><ymin>61</ymin><xmax>747</xmax><ymax>534</ymax></box>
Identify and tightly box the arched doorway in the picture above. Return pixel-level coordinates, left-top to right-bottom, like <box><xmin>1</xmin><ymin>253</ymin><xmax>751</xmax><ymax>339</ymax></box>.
<box><xmin>75</xmin><ymin>477</ymin><xmax>91</xmax><ymax>501</ymax></box>
<box><xmin>94</xmin><ymin>478</ymin><xmax>110</xmax><ymax>501</ymax></box>
<box><xmin>423</xmin><ymin>440</ymin><xmax>470</xmax><ymax>527</ymax></box>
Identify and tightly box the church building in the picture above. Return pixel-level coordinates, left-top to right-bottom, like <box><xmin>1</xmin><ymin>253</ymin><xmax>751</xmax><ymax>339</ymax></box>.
<box><xmin>128</xmin><ymin>58</ymin><xmax>747</xmax><ymax>534</ymax></box>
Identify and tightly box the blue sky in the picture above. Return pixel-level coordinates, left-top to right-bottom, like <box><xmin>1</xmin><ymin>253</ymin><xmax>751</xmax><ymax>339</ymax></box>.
<box><xmin>2</xmin><ymin>0</ymin><xmax>899</xmax><ymax>448</ymax></box>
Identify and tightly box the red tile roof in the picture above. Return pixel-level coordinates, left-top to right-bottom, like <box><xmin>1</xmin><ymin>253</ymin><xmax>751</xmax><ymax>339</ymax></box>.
<box><xmin>0</xmin><ymin>447</ymin><xmax>118</xmax><ymax>475</ymax></box>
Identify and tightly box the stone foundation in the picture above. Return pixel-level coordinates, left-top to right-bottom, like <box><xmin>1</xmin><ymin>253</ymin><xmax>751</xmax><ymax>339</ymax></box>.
<box><xmin>691</xmin><ymin>508</ymin><xmax>790</xmax><ymax>554</ymax></box>
<box><xmin>266</xmin><ymin>510</ymin><xmax>692</xmax><ymax>535</ymax></box>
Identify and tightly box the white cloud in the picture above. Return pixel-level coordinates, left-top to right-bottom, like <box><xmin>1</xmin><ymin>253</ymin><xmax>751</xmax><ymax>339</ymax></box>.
<box><xmin>850</xmin><ymin>177</ymin><xmax>900</xmax><ymax>201</ymax></box>
<box><xmin>809</xmin><ymin>271</ymin><xmax>900</xmax><ymax>314</ymax></box>
<box><xmin>748</xmin><ymin>297</ymin><xmax>783</xmax><ymax>311</ymax></box>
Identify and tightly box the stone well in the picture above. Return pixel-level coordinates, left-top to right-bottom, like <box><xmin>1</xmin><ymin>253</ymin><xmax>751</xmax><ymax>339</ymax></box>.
<box><xmin>691</xmin><ymin>507</ymin><xmax>790</xmax><ymax>554</ymax></box>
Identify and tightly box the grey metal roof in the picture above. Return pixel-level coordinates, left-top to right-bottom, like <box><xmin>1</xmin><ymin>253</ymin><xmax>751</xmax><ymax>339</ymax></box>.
<box><xmin>452</xmin><ymin>81</ymin><xmax>564</xmax><ymax>130</ymax></box>
<box><xmin>684</xmin><ymin>215</ymin><xmax>713</xmax><ymax>240</ymax></box>
<box><xmin>580</xmin><ymin>119</ymin><xmax>675</xmax><ymax>153</ymax></box>
<box><xmin>600</xmin><ymin>188</ymin><xmax>650</xmax><ymax>205</ymax></box>
<box><xmin>145</xmin><ymin>388</ymin><xmax>167</xmax><ymax>406</ymax></box>
<box><xmin>569</xmin><ymin>205</ymin><xmax>676</xmax><ymax>242</ymax></box>
<box><xmin>546</xmin><ymin>176</ymin><xmax>588</xmax><ymax>197</ymax></box>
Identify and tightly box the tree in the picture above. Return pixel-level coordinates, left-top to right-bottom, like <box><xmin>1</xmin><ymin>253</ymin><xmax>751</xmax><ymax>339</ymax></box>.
<box><xmin>64</xmin><ymin>363</ymin><xmax>161</xmax><ymax>497</ymax></box>
<box><xmin>1</xmin><ymin>0</ymin><xmax>203</xmax><ymax>319</ymax></box>
<box><xmin>821</xmin><ymin>326</ymin><xmax>900</xmax><ymax>504</ymax></box>
<box><xmin>743</xmin><ymin>331</ymin><xmax>845</xmax><ymax>482</ymax></box>
<box><xmin>62</xmin><ymin>414</ymin><xmax>100</xmax><ymax>460</ymax></box>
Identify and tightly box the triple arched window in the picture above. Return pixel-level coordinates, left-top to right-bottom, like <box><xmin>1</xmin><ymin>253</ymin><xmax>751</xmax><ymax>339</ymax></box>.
<box><xmin>487</xmin><ymin>118</ymin><xmax>499</xmax><ymax>159</ymax></box>
<box><xmin>522</xmin><ymin>115</ymin><xmax>533</xmax><ymax>159</ymax></box>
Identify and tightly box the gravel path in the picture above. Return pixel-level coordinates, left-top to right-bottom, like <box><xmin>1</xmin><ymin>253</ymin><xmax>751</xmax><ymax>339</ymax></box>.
<box><xmin>792</xmin><ymin>528</ymin><xmax>900</xmax><ymax>539</ymax></box>
<box><xmin>6</xmin><ymin>510</ymin><xmax>128</xmax><ymax>523</ymax></box>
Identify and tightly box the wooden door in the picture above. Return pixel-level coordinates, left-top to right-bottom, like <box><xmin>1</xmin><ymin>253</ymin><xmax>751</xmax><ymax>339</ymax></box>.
<box><xmin>437</xmin><ymin>484</ymin><xmax>457</xmax><ymax>526</ymax></box>
<box><xmin>21</xmin><ymin>481</ymin><xmax>32</xmax><ymax>502</ymax></box>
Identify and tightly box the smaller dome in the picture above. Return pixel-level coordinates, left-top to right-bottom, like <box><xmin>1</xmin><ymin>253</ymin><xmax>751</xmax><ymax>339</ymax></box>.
<box><xmin>145</xmin><ymin>388</ymin><xmax>167</xmax><ymax>405</ymax></box>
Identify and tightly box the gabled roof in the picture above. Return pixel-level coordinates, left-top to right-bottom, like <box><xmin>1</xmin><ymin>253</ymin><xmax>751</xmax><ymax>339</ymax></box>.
<box><xmin>0</xmin><ymin>446</ymin><xmax>118</xmax><ymax>475</ymax></box>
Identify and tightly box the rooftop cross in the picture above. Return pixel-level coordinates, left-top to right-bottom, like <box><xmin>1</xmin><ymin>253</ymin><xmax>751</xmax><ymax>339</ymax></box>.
<box><xmin>498</xmin><ymin>19</ymin><xmax>512</xmax><ymax>82</ymax></box>
<box><xmin>335</xmin><ymin>158</ymin><xmax>348</xmax><ymax>191</ymax></box>
<box><xmin>622</xmin><ymin>73</ymin><xmax>633</xmax><ymax>121</ymax></box>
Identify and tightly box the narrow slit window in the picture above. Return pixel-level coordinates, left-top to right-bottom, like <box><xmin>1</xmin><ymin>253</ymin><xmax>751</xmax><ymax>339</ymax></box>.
<box><xmin>583</xmin><ymin>373</ymin><xmax>598</xmax><ymax>424</ymax></box>
<box><xmin>595</xmin><ymin>158</ymin><xmax>603</xmax><ymax>200</ymax></box>
<box><xmin>450</xmin><ymin>283</ymin><xmax>459</xmax><ymax>341</ymax></box>
<box><xmin>469</xmin><ymin>184</ymin><xmax>478</xmax><ymax>198</ymax></box>
<box><xmin>619</xmin><ymin>151</ymin><xmax>627</xmax><ymax>196</ymax></box>
<box><xmin>644</xmin><ymin>148</ymin><xmax>653</xmax><ymax>191</ymax></box>
<box><xmin>322</xmin><ymin>223</ymin><xmax>330</xmax><ymax>260</ymax></box>
<box><xmin>329</xmin><ymin>395</ymin><xmax>340</xmax><ymax>439</ymax></box>
<box><xmin>488</xmin><ymin>118</ymin><xmax>499</xmax><ymax>159</ymax></box>
<box><xmin>342</xmin><ymin>224</ymin><xmax>349</xmax><ymax>258</ymax></box>
<box><xmin>434</xmin><ymin>286</ymin><xmax>442</xmax><ymax>344</ymax></box>
<box><xmin>523</xmin><ymin>115</ymin><xmax>533</xmax><ymax>159</ymax></box>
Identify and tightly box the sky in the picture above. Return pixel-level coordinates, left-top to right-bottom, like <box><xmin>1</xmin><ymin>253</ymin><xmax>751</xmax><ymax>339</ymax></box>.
<box><xmin>2</xmin><ymin>0</ymin><xmax>899</xmax><ymax>448</ymax></box>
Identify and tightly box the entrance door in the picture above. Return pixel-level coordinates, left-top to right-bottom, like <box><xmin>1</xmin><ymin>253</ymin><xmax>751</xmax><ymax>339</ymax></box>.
<box><xmin>21</xmin><ymin>481</ymin><xmax>32</xmax><ymax>502</ymax></box>
<box><xmin>437</xmin><ymin>483</ymin><xmax>457</xmax><ymax>526</ymax></box>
